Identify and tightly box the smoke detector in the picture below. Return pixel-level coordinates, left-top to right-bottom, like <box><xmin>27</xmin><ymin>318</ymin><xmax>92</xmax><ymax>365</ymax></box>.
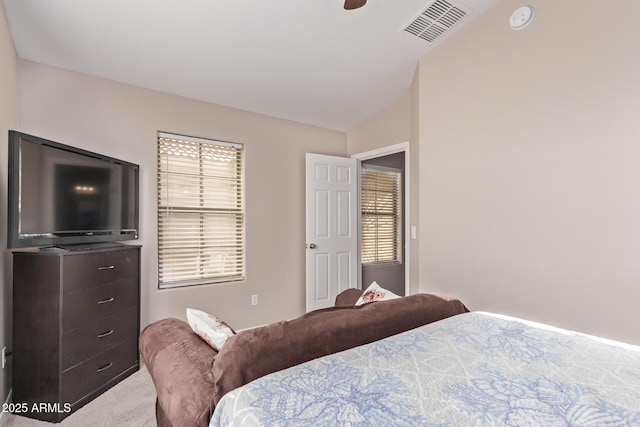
<box><xmin>510</xmin><ymin>6</ymin><xmax>534</xmax><ymax>30</ymax></box>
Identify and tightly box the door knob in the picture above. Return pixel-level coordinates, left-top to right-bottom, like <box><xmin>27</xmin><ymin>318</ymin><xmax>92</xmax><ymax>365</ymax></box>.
<box><xmin>308</xmin><ymin>243</ymin><xmax>317</xmax><ymax>249</ymax></box>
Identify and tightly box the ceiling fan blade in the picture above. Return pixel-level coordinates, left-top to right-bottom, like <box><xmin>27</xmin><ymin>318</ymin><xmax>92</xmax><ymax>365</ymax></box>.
<box><xmin>344</xmin><ymin>0</ymin><xmax>367</xmax><ymax>10</ymax></box>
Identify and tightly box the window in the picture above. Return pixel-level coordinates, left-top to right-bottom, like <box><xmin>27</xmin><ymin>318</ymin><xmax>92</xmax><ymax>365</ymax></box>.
<box><xmin>360</xmin><ymin>165</ymin><xmax>402</xmax><ymax>264</ymax></box>
<box><xmin>157</xmin><ymin>132</ymin><xmax>244</xmax><ymax>288</ymax></box>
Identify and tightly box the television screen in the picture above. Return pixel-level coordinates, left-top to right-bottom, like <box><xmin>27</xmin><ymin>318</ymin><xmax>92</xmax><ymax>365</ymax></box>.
<box><xmin>8</xmin><ymin>131</ymin><xmax>139</xmax><ymax>249</ymax></box>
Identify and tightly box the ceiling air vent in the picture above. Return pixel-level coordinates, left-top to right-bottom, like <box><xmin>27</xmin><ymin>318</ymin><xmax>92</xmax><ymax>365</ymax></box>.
<box><xmin>402</xmin><ymin>0</ymin><xmax>471</xmax><ymax>43</ymax></box>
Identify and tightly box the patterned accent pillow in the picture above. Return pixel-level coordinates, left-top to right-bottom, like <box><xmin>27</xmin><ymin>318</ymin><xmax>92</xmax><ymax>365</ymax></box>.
<box><xmin>186</xmin><ymin>308</ymin><xmax>236</xmax><ymax>351</ymax></box>
<box><xmin>355</xmin><ymin>281</ymin><xmax>400</xmax><ymax>306</ymax></box>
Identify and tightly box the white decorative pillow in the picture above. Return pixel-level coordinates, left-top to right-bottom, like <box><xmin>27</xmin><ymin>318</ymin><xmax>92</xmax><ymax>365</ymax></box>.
<box><xmin>186</xmin><ymin>308</ymin><xmax>236</xmax><ymax>351</ymax></box>
<box><xmin>355</xmin><ymin>281</ymin><xmax>400</xmax><ymax>306</ymax></box>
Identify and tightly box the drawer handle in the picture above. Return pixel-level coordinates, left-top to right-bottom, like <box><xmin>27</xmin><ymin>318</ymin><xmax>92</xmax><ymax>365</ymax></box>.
<box><xmin>96</xmin><ymin>363</ymin><xmax>113</xmax><ymax>373</ymax></box>
<box><xmin>98</xmin><ymin>330</ymin><xmax>114</xmax><ymax>338</ymax></box>
<box><xmin>97</xmin><ymin>297</ymin><xmax>115</xmax><ymax>305</ymax></box>
<box><xmin>98</xmin><ymin>265</ymin><xmax>115</xmax><ymax>271</ymax></box>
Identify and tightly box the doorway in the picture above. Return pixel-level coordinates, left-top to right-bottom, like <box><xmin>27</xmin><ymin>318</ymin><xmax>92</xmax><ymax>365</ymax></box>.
<box><xmin>305</xmin><ymin>142</ymin><xmax>410</xmax><ymax>311</ymax></box>
<box><xmin>352</xmin><ymin>141</ymin><xmax>410</xmax><ymax>297</ymax></box>
<box><xmin>360</xmin><ymin>152</ymin><xmax>405</xmax><ymax>296</ymax></box>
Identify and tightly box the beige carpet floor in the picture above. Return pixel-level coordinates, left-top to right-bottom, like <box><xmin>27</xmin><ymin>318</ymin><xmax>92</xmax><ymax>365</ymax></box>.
<box><xmin>4</xmin><ymin>363</ymin><xmax>156</xmax><ymax>427</ymax></box>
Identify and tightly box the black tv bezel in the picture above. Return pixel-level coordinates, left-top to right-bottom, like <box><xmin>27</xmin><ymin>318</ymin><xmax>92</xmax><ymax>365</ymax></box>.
<box><xmin>7</xmin><ymin>131</ymin><xmax>140</xmax><ymax>249</ymax></box>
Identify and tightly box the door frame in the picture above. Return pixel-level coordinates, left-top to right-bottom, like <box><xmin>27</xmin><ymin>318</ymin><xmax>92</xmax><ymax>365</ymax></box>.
<box><xmin>351</xmin><ymin>142</ymin><xmax>411</xmax><ymax>296</ymax></box>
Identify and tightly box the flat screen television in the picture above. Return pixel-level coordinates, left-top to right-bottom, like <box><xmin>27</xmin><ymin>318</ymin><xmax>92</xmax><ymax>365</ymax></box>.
<box><xmin>7</xmin><ymin>131</ymin><xmax>139</xmax><ymax>250</ymax></box>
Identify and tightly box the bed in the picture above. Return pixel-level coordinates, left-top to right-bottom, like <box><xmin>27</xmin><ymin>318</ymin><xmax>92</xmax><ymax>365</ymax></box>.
<box><xmin>209</xmin><ymin>311</ymin><xmax>640</xmax><ymax>426</ymax></box>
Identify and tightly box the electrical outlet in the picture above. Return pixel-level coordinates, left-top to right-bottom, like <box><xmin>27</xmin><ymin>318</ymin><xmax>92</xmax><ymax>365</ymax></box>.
<box><xmin>251</xmin><ymin>294</ymin><xmax>258</xmax><ymax>306</ymax></box>
<box><xmin>2</xmin><ymin>347</ymin><xmax>6</xmax><ymax>369</ymax></box>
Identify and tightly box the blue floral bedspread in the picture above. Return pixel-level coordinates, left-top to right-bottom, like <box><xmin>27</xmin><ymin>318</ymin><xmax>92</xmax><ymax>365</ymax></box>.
<box><xmin>209</xmin><ymin>312</ymin><xmax>640</xmax><ymax>426</ymax></box>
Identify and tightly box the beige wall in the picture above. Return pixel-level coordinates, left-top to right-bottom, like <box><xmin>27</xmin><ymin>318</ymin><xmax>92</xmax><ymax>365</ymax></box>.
<box><xmin>417</xmin><ymin>0</ymin><xmax>640</xmax><ymax>344</ymax></box>
<box><xmin>0</xmin><ymin>0</ymin><xmax>17</xmax><ymax>407</ymax></box>
<box><xmin>17</xmin><ymin>61</ymin><xmax>347</xmax><ymax>331</ymax></box>
<box><xmin>347</xmin><ymin>95</ymin><xmax>411</xmax><ymax>155</ymax></box>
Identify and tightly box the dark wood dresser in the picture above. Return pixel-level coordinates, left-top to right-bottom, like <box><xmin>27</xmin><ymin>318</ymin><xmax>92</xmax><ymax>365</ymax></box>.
<box><xmin>12</xmin><ymin>245</ymin><xmax>141</xmax><ymax>422</ymax></box>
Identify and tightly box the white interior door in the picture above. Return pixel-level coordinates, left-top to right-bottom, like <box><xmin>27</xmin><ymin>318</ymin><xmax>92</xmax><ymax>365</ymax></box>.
<box><xmin>305</xmin><ymin>153</ymin><xmax>358</xmax><ymax>312</ymax></box>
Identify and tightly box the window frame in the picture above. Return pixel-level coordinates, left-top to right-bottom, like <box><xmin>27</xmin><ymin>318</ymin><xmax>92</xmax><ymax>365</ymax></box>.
<box><xmin>360</xmin><ymin>164</ymin><xmax>402</xmax><ymax>265</ymax></box>
<box><xmin>157</xmin><ymin>132</ymin><xmax>245</xmax><ymax>289</ymax></box>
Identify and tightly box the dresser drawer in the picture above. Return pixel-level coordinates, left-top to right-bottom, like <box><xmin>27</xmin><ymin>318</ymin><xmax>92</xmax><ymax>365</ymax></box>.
<box><xmin>61</xmin><ymin>338</ymin><xmax>138</xmax><ymax>406</ymax></box>
<box><xmin>63</xmin><ymin>281</ymin><xmax>138</xmax><ymax>332</ymax></box>
<box><xmin>63</xmin><ymin>249</ymin><xmax>139</xmax><ymax>293</ymax></box>
<box><xmin>62</xmin><ymin>306</ymin><xmax>138</xmax><ymax>370</ymax></box>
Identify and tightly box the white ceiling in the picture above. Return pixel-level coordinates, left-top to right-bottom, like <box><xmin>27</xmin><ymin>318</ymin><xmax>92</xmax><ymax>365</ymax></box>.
<box><xmin>2</xmin><ymin>0</ymin><xmax>496</xmax><ymax>131</ymax></box>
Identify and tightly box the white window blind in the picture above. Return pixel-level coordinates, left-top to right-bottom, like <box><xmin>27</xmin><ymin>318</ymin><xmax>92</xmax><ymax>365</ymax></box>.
<box><xmin>157</xmin><ymin>132</ymin><xmax>244</xmax><ymax>288</ymax></box>
<box><xmin>361</xmin><ymin>165</ymin><xmax>402</xmax><ymax>264</ymax></box>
